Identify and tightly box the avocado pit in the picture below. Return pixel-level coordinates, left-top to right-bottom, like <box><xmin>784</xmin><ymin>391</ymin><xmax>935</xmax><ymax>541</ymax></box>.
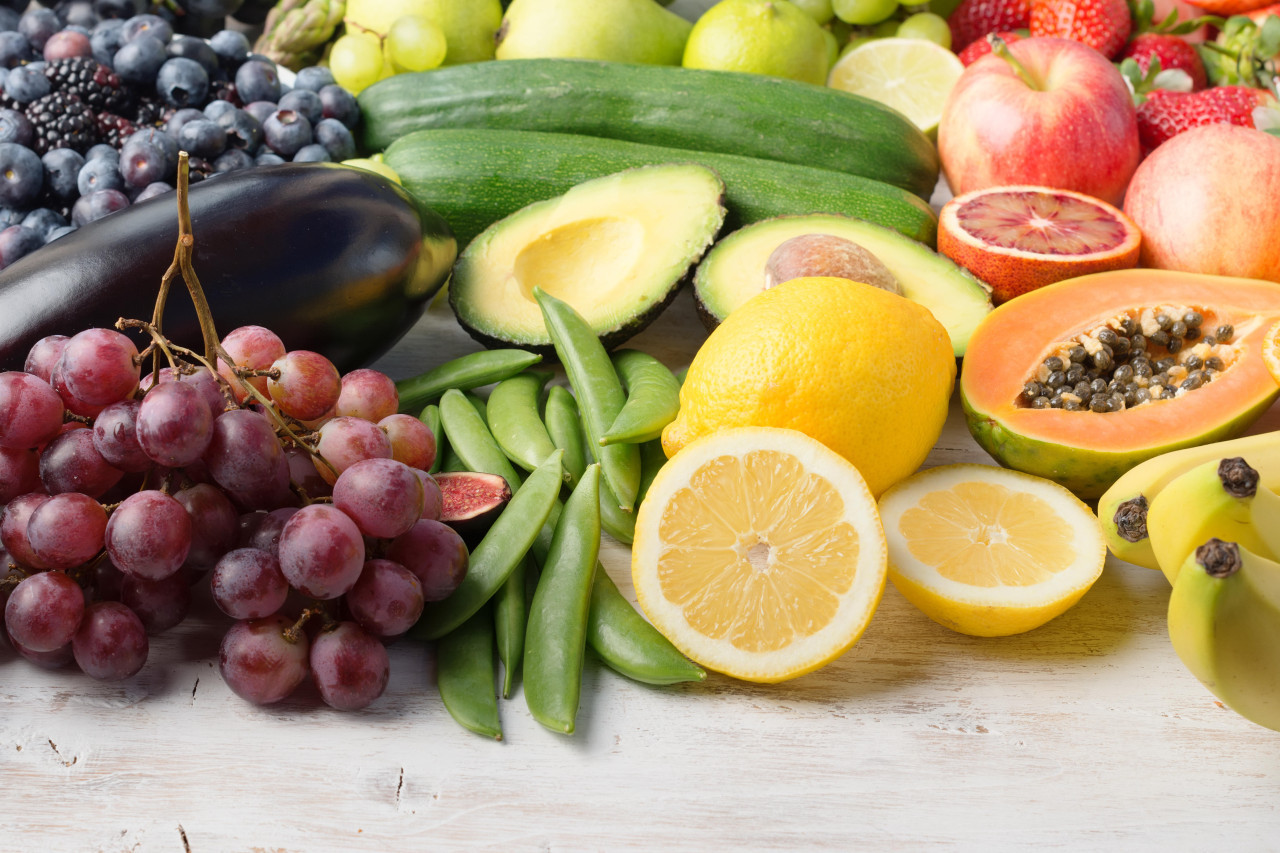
<box><xmin>762</xmin><ymin>233</ymin><xmax>902</xmax><ymax>294</ymax></box>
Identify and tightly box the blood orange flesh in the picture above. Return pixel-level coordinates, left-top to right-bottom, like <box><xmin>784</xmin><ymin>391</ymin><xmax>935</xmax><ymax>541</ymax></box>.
<box><xmin>938</xmin><ymin>186</ymin><xmax>1141</xmax><ymax>304</ymax></box>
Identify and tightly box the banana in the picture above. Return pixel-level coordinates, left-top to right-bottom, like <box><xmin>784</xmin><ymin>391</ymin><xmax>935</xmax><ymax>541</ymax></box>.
<box><xmin>1167</xmin><ymin>538</ymin><xmax>1280</xmax><ymax>732</ymax></box>
<box><xmin>1098</xmin><ymin>431</ymin><xmax>1280</xmax><ymax>570</ymax></box>
<box><xmin>1147</xmin><ymin>456</ymin><xmax>1280</xmax><ymax>584</ymax></box>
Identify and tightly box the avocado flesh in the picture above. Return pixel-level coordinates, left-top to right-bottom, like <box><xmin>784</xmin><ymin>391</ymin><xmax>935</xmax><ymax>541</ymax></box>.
<box><xmin>693</xmin><ymin>214</ymin><xmax>994</xmax><ymax>357</ymax></box>
<box><xmin>450</xmin><ymin>163</ymin><xmax>727</xmax><ymax>352</ymax></box>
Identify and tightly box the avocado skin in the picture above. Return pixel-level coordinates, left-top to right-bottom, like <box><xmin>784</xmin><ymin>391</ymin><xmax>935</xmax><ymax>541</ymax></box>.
<box><xmin>0</xmin><ymin>163</ymin><xmax>456</xmax><ymax>373</ymax></box>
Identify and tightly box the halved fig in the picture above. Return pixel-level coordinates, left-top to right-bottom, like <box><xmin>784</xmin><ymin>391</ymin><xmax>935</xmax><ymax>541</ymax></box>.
<box><xmin>435</xmin><ymin>471</ymin><xmax>512</xmax><ymax>545</ymax></box>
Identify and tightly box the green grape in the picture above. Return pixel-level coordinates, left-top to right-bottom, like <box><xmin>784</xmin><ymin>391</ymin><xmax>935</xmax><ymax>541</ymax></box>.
<box><xmin>386</xmin><ymin>14</ymin><xmax>448</xmax><ymax>73</ymax></box>
<box><xmin>896</xmin><ymin>11</ymin><xmax>951</xmax><ymax>48</ymax></box>
<box><xmin>871</xmin><ymin>19</ymin><xmax>900</xmax><ymax>37</ymax></box>
<box><xmin>329</xmin><ymin>32</ymin><xmax>384</xmax><ymax>95</ymax></box>
<box><xmin>832</xmin><ymin>0</ymin><xmax>900</xmax><ymax>26</ymax></box>
<box><xmin>791</xmin><ymin>0</ymin><xmax>835</xmax><ymax>24</ymax></box>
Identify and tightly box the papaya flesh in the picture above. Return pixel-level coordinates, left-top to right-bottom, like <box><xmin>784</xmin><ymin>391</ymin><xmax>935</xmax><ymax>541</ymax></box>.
<box><xmin>960</xmin><ymin>269</ymin><xmax>1280</xmax><ymax>499</ymax></box>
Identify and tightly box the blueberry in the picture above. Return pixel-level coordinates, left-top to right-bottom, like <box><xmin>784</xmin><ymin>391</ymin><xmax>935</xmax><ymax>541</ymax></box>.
<box><xmin>212</xmin><ymin>147</ymin><xmax>252</xmax><ymax>173</ymax></box>
<box><xmin>4</xmin><ymin>63</ymin><xmax>50</xmax><ymax>104</ymax></box>
<box><xmin>0</xmin><ymin>30</ymin><xmax>33</xmax><ymax>68</ymax></box>
<box><xmin>291</xmin><ymin>143</ymin><xmax>329</xmax><ymax>163</ymax></box>
<box><xmin>166</xmin><ymin>34</ymin><xmax>219</xmax><ymax>76</ymax></box>
<box><xmin>0</xmin><ymin>8</ymin><xmax>18</xmax><ymax>33</ymax></box>
<box><xmin>125</xmin><ymin>127</ymin><xmax>178</xmax><ymax>175</ymax></box>
<box><xmin>132</xmin><ymin>180</ymin><xmax>172</xmax><ymax>203</ymax></box>
<box><xmin>45</xmin><ymin>223</ymin><xmax>75</xmax><ymax>242</ymax></box>
<box><xmin>243</xmin><ymin>99</ymin><xmax>276</xmax><ymax>125</ymax></box>
<box><xmin>77</xmin><ymin>154</ymin><xmax>124</xmax><ymax>195</ymax></box>
<box><xmin>165</xmin><ymin>106</ymin><xmax>205</xmax><ymax>139</ymax></box>
<box><xmin>278</xmin><ymin>89</ymin><xmax>322</xmax><ymax>126</ymax></box>
<box><xmin>119</xmin><ymin>140</ymin><xmax>169</xmax><ymax>189</ymax></box>
<box><xmin>0</xmin><ymin>142</ymin><xmax>43</xmax><ymax>208</ymax></box>
<box><xmin>93</xmin><ymin>0</ymin><xmax>146</xmax><ymax>19</ymax></box>
<box><xmin>42</xmin><ymin>147</ymin><xmax>84</xmax><ymax>200</ymax></box>
<box><xmin>113</xmin><ymin>33</ymin><xmax>166</xmax><ymax>87</ymax></box>
<box><xmin>90</xmin><ymin>17</ymin><xmax>126</xmax><ymax>65</ymax></box>
<box><xmin>293</xmin><ymin>66</ymin><xmax>335</xmax><ymax>93</ymax></box>
<box><xmin>203</xmin><ymin>98</ymin><xmax>237</xmax><ymax>121</ymax></box>
<box><xmin>71</xmin><ymin>187</ymin><xmax>129</xmax><ymax>225</ymax></box>
<box><xmin>18</xmin><ymin>8</ymin><xmax>61</xmax><ymax>52</ymax></box>
<box><xmin>122</xmin><ymin>14</ymin><xmax>172</xmax><ymax>45</ymax></box>
<box><xmin>234</xmin><ymin>59</ymin><xmax>280</xmax><ymax>104</ymax></box>
<box><xmin>254</xmin><ymin>151</ymin><xmax>285</xmax><ymax>167</ymax></box>
<box><xmin>156</xmin><ymin>56</ymin><xmax>209</xmax><ymax>108</ymax></box>
<box><xmin>0</xmin><ymin>107</ymin><xmax>32</xmax><ymax>146</ymax></box>
<box><xmin>85</xmin><ymin>142</ymin><xmax>118</xmax><ymax>163</ymax></box>
<box><xmin>22</xmin><ymin>206</ymin><xmax>67</xmax><ymax>239</ymax></box>
<box><xmin>208</xmin><ymin>28</ymin><xmax>249</xmax><ymax>68</ymax></box>
<box><xmin>61</xmin><ymin>3</ymin><xmax>99</xmax><ymax>30</ymax></box>
<box><xmin>318</xmin><ymin>84</ymin><xmax>359</xmax><ymax>128</ymax></box>
<box><xmin>313</xmin><ymin>118</ymin><xmax>355</xmax><ymax>161</ymax></box>
<box><xmin>216</xmin><ymin>107</ymin><xmax>262</xmax><ymax>151</ymax></box>
<box><xmin>263</xmin><ymin>109</ymin><xmax>311</xmax><ymax>158</ymax></box>
<box><xmin>0</xmin><ymin>206</ymin><xmax>23</xmax><ymax>226</ymax></box>
<box><xmin>0</xmin><ymin>224</ymin><xmax>45</xmax><ymax>268</ymax></box>
<box><xmin>176</xmin><ymin>118</ymin><xmax>225</xmax><ymax>160</ymax></box>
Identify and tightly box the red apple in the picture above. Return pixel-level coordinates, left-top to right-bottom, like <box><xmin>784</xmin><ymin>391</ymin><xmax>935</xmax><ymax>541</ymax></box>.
<box><xmin>1123</xmin><ymin>123</ymin><xmax>1280</xmax><ymax>281</ymax></box>
<box><xmin>938</xmin><ymin>37</ymin><xmax>1140</xmax><ymax>208</ymax></box>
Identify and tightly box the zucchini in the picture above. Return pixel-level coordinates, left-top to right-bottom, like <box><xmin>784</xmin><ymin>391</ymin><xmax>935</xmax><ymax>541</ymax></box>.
<box><xmin>0</xmin><ymin>163</ymin><xmax>457</xmax><ymax>372</ymax></box>
<box><xmin>384</xmin><ymin>128</ymin><xmax>938</xmax><ymax>248</ymax></box>
<box><xmin>358</xmin><ymin>59</ymin><xmax>940</xmax><ymax>200</ymax></box>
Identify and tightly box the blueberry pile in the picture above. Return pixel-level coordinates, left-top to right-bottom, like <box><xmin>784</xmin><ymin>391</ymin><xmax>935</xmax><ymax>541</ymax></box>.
<box><xmin>0</xmin><ymin>1</ymin><xmax>361</xmax><ymax>270</ymax></box>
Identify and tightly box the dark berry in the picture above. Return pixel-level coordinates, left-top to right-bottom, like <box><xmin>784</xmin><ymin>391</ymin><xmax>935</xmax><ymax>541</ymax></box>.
<box><xmin>90</xmin><ymin>18</ymin><xmax>126</xmax><ymax>65</ymax></box>
<box><xmin>216</xmin><ymin>107</ymin><xmax>260</xmax><ymax>150</ymax></box>
<box><xmin>234</xmin><ymin>60</ymin><xmax>279</xmax><ymax>104</ymax></box>
<box><xmin>203</xmin><ymin>98</ymin><xmax>236</xmax><ymax>121</ymax></box>
<box><xmin>71</xmin><ymin>186</ymin><xmax>128</xmax><ymax>224</ymax></box>
<box><xmin>263</xmin><ymin>109</ymin><xmax>310</xmax><ymax>157</ymax></box>
<box><xmin>132</xmin><ymin>180</ymin><xmax>171</xmax><ymax>202</ymax></box>
<box><xmin>208</xmin><ymin>29</ymin><xmax>250</xmax><ymax>68</ymax></box>
<box><xmin>212</xmin><ymin>147</ymin><xmax>252</xmax><ymax>173</ymax></box>
<box><xmin>164</xmin><ymin>106</ymin><xmax>204</xmax><ymax>138</ymax></box>
<box><xmin>166</xmin><ymin>35</ymin><xmax>219</xmax><ymax>76</ymax></box>
<box><xmin>119</xmin><ymin>139</ymin><xmax>167</xmax><ymax>188</ymax></box>
<box><xmin>0</xmin><ymin>106</ymin><xmax>31</xmax><ymax>145</ymax></box>
<box><xmin>291</xmin><ymin>143</ymin><xmax>328</xmax><ymax>162</ymax></box>
<box><xmin>45</xmin><ymin>57</ymin><xmax>133</xmax><ymax>114</ymax></box>
<box><xmin>0</xmin><ymin>30</ymin><xmax>35</xmax><ymax>69</ymax></box>
<box><xmin>95</xmin><ymin>0</ymin><xmax>147</xmax><ymax>17</ymax></box>
<box><xmin>0</xmin><ymin>142</ymin><xmax>44</xmax><ymax>208</ymax></box>
<box><xmin>113</xmin><ymin>34</ymin><xmax>166</xmax><ymax>88</ymax></box>
<box><xmin>293</xmin><ymin>66</ymin><xmax>335</xmax><ymax>93</ymax></box>
<box><xmin>156</xmin><ymin>57</ymin><xmax>208</xmax><ymax>108</ymax></box>
<box><xmin>0</xmin><ymin>223</ymin><xmax>44</xmax><ymax>267</ymax></box>
<box><xmin>122</xmin><ymin>14</ymin><xmax>172</xmax><ymax>45</ymax></box>
<box><xmin>278</xmin><ymin>88</ymin><xmax>322</xmax><ymax>126</ymax></box>
<box><xmin>26</xmin><ymin>91</ymin><xmax>98</xmax><ymax>153</ymax></box>
<box><xmin>242</xmin><ymin>99</ymin><xmax>275</xmax><ymax>125</ymax></box>
<box><xmin>77</xmin><ymin>153</ymin><xmax>124</xmax><ymax>195</ymax></box>
<box><xmin>45</xmin><ymin>223</ymin><xmax>75</xmax><ymax>242</ymax></box>
<box><xmin>176</xmin><ymin>117</ymin><xmax>225</xmax><ymax>160</ymax></box>
<box><xmin>313</xmin><ymin>117</ymin><xmax>355</xmax><ymax>161</ymax></box>
<box><xmin>254</xmin><ymin>150</ymin><xmax>284</xmax><ymax>166</ymax></box>
<box><xmin>41</xmin><ymin>146</ymin><xmax>84</xmax><ymax>200</ymax></box>
<box><xmin>18</xmin><ymin>9</ymin><xmax>62</xmax><ymax>53</ymax></box>
<box><xmin>43</xmin><ymin>30</ymin><xmax>93</xmax><ymax>62</ymax></box>
<box><xmin>317</xmin><ymin>84</ymin><xmax>358</xmax><ymax>128</ymax></box>
<box><xmin>6</xmin><ymin>64</ymin><xmax>52</xmax><ymax>104</ymax></box>
<box><xmin>22</xmin><ymin>206</ymin><xmax>67</xmax><ymax>239</ymax></box>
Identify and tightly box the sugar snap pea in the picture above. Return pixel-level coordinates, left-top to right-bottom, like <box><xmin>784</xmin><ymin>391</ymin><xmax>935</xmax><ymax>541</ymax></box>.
<box><xmin>635</xmin><ymin>438</ymin><xmax>668</xmax><ymax>510</ymax></box>
<box><xmin>413</xmin><ymin>448</ymin><xmax>562</xmax><ymax>641</ymax></box>
<box><xmin>543</xmin><ymin>385</ymin><xmax>588</xmax><ymax>489</ymax></box>
<box><xmin>439</xmin><ymin>443</ymin><xmax>466</xmax><ymax>475</ymax></box>
<box><xmin>417</xmin><ymin>403</ymin><xmax>445</xmax><ymax>475</ymax></box>
<box><xmin>587</xmin><ymin>569</ymin><xmax>706</xmax><ymax>685</ymax></box>
<box><xmin>597</xmin><ymin>475</ymin><xmax>636</xmax><ymax>545</ymax></box>
<box><xmin>488</xmin><ymin>371</ymin><xmax>559</xmax><ymax>474</ymax></box>
<box><xmin>465</xmin><ymin>391</ymin><xmax>488</xmax><ymax>425</ymax></box>
<box><xmin>437</xmin><ymin>387</ymin><xmax>531</xmax><ymax>695</ymax></box>
<box><xmin>524</xmin><ymin>465</ymin><xmax>601</xmax><ymax>734</ymax></box>
<box><xmin>546</xmin><ymin>384</ymin><xmax>634</xmax><ymax>543</ymax></box>
<box><xmin>436</xmin><ymin>604</ymin><xmax>501</xmax><ymax>740</ymax></box>
<box><xmin>599</xmin><ymin>349</ymin><xmax>681</xmax><ymax>446</ymax></box>
<box><xmin>533</xmin><ymin>288</ymin><xmax>640</xmax><ymax>512</ymax></box>
<box><xmin>396</xmin><ymin>348</ymin><xmax>542</xmax><ymax>414</ymax></box>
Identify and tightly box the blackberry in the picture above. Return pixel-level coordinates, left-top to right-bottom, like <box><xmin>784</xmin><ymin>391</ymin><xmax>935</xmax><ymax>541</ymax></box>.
<box><xmin>133</xmin><ymin>97</ymin><xmax>166</xmax><ymax>129</ymax></box>
<box><xmin>95</xmin><ymin>111</ymin><xmax>137</xmax><ymax>149</ymax></box>
<box><xmin>44</xmin><ymin>57</ymin><xmax>135</xmax><ymax>115</ymax></box>
<box><xmin>25</xmin><ymin>92</ymin><xmax>99</xmax><ymax>155</ymax></box>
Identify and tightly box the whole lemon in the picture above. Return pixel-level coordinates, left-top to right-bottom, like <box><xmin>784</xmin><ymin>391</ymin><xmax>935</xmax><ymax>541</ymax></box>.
<box><xmin>683</xmin><ymin>0</ymin><xmax>830</xmax><ymax>86</ymax></box>
<box><xmin>663</xmin><ymin>276</ymin><xmax>955</xmax><ymax>497</ymax></box>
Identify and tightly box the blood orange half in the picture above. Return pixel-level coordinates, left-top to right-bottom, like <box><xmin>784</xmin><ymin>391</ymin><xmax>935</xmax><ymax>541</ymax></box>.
<box><xmin>938</xmin><ymin>185</ymin><xmax>1142</xmax><ymax>304</ymax></box>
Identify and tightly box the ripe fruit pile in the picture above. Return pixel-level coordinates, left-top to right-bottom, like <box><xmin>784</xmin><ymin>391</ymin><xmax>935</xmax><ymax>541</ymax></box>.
<box><xmin>0</xmin><ymin>3</ymin><xmax>363</xmax><ymax>270</ymax></box>
<box><xmin>0</xmin><ymin>162</ymin><xmax>462</xmax><ymax>710</ymax></box>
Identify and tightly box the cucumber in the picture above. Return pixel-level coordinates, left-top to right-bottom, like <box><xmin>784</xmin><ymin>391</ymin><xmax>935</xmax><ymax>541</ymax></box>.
<box><xmin>384</xmin><ymin>129</ymin><xmax>938</xmax><ymax>249</ymax></box>
<box><xmin>358</xmin><ymin>59</ymin><xmax>940</xmax><ymax>200</ymax></box>
<box><xmin>0</xmin><ymin>163</ymin><xmax>457</xmax><ymax>372</ymax></box>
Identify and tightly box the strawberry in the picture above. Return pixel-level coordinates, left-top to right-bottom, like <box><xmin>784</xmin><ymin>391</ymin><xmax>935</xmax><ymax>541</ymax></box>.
<box><xmin>1186</xmin><ymin>0</ymin><xmax>1273</xmax><ymax>15</ymax></box>
<box><xmin>1135</xmin><ymin>85</ymin><xmax>1274</xmax><ymax>149</ymax></box>
<box><xmin>1248</xmin><ymin>2</ymin><xmax>1280</xmax><ymax>21</ymax></box>
<box><xmin>957</xmin><ymin>30</ymin><xmax>1025</xmax><ymax>64</ymax></box>
<box><xmin>1029</xmin><ymin>0</ymin><xmax>1133</xmax><ymax>58</ymax></box>
<box><xmin>948</xmin><ymin>0</ymin><xmax>1032</xmax><ymax>52</ymax></box>
<box><xmin>1121</xmin><ymin>33</ymin><xmax>1209</xmax><ymax>88</ymax></box>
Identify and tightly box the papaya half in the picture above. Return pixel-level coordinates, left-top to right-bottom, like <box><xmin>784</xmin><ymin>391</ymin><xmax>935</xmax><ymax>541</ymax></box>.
<box><xmin>960</xmin><ymin>269</ymin><xmax>1280</xmax><ymax>499</ymax></box>
<box><xmin>0</xmin><ymin>163</ymin><xmax>457</xmax><ymax>373</ymax></box>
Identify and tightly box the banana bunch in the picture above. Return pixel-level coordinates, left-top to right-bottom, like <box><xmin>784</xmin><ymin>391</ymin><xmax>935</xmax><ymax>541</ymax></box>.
<box><xmin>1129</xmin><ymin>452</ymin><xmax>1280</xmax><ymax>732</ymax></box>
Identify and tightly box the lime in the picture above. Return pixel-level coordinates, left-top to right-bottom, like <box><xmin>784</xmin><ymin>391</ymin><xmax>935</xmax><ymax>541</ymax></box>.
<box><xmin>683</xmin><ymin>0</ymin><xmax>829</xmax><ymax>86</ymax></box>
<box><xmin>826</xmin><ymin>36</ymin><xmax>964</xmax><ymax>136</ymax></box>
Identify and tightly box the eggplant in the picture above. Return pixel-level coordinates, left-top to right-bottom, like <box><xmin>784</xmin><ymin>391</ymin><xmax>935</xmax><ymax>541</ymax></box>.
<box><xmin>0</xmin><ymin>163</ymin><xmax>456</xmax><ymax>372</ymax></box>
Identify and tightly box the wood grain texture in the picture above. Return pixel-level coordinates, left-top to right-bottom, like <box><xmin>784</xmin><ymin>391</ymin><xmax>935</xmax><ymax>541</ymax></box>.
<box><xmin>5</xmin><ymin>281</ymin><xmax>1280</xmax><ymax>853</ymax></box>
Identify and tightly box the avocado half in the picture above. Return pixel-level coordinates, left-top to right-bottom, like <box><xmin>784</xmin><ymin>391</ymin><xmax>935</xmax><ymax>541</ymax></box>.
<box><xmin>693</xmin><ymin>214</ymin><xmax>994</xmax><ymax>357</ymax></box>
<box><xmin>449</xmin><ymin>163</ymin><xmax>727</xmax><ymax>353</ymax></box>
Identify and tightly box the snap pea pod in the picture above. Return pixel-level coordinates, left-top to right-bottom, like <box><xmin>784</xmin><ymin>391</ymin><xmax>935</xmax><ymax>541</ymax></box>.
<box><xmin>437</xmin><ymin>387</ymin><xmax>530</xmax><ymax>697</ymax></box>
<box><xmin>487</xmin><ymin>371</ymin><xmax>559</xmax><ymax>474</ymax></box>
<box><xmin>533</xmin><ymin>288</ymin><xmax>640</xmax><ymax>512</ymax></box>
<box><xmin>543</xmin><ymin>385</ymin><xmax>588</xmax><ymax>489</ymax></box>
<box><xmin>548</xmin><ymin>385</ymin><xmax>634</xmax><ymax>543</ymax></box>
<box><xmin>587</xmin><ymin>569</ymin><xmax>706</xmax><ymax>685</ymax></box>
<box><xmin>439</xmin><ymin>443</ymin><xmax>467</xmax><ymax>475</ymax></box>
<box><xmin>636</xmin><ymin>438</ymin><xmax>668</xmax><ymax>510</ymax></box>
<box><xmin>417</xmin><ymin>403</ymin><xmax>444</xmax><ymax>475</ymax></box>
<box><xmin>465</xmin><ymin>391</ymin><xmax>488</xmax><ymax>425</ymax></box>
<box><xmin>524</xmin><ymin>465</ymin><xmax>601</xmax><ymax>734</ymax></box>
<box><xmin>436</xmin><ymin>604</ymin><xmax>501</xmax><ymax>740</ymax></box>
<box><xmin>599</xmin><ymin>349</ymin><xmax>681</xmax><ymax>446</ymax></box>
<box><xmin>413</xmin><ymin>447</ymin><xmax>562</xmax><ymax>640</ymax></box>
<box><xmin>396</xmin><ymin>348</ymin><xmax>542</xmax><ymax>414</ymax></box>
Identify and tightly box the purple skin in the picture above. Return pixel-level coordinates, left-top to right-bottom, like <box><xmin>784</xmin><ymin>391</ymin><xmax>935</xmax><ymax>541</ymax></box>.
<box><xmin>0</xmin><ymin>224</ymin><xmax>45</xmax><ymax>269</ymax></box>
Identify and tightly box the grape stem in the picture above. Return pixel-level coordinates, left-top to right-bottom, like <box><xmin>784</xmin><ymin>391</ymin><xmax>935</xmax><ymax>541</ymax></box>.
<box><xmin>282</xmin><ymin>605</ymin><xmax>336</xmax><ymax>644</ymax></box>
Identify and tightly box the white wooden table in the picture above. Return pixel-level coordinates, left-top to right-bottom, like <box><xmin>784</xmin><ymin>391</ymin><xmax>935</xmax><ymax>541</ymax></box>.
<box><xmin>5</xmin><ymin>278</ymin><xmax>1280</xmax><ymax>852</ymax></box>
